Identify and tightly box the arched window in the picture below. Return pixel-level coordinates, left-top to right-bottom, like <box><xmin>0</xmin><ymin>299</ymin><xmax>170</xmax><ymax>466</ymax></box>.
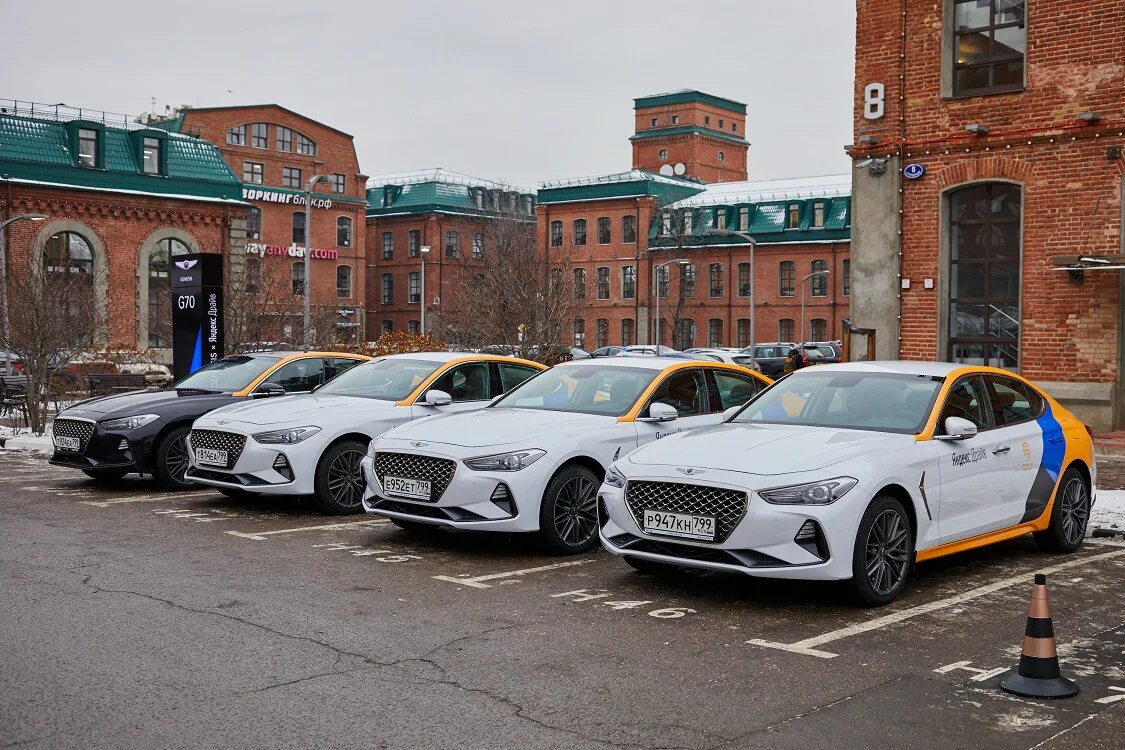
<box><xmin>44</xmin><ymin>231</ymin><xmax>93</xmax><ymax>276</ymax></box>
<box><xmin>246</xmin><ymin>207</ymin><xmax>262</xmax><ymax>240</ymax></box>
<box><xmin>676</xmin><ymin>317</ymin><xmax>696</xmax><ymax>350</ymax></box>
<box><xmin>810</xmin><ymin>318</ymin><xmax>828</xmax><ymax>341</ymax></box>
<box><xmin>811</xmin><ymin>259</ymin><xmax>828</xmax><ymax>296</ymax></box>
<box><xmin>709</xmin><ymin>263</ymin><xmax>724</xmax><ymax>297</ymax></box>
<box><xmin>292</xmin><ymin>211</ymin><xmax>306</xmax><ymax>245</ymax></box>
<box><xmin>146</xmin><ymin>237</ymin><xmax>191</xmax><ymax>348</ymax></box>
<box><xmin>292</xmin><ymin>262</ymin><xmax>306</xmax><ymax>295</ymax></box>
<box><xmin>778</xmin><ymin>318</ymin><xmax>795</xmax><ymax>341</ymax></box>
<box><xmin>336</xmin><ymin>217</ymin><xmax>352</xmax><ymax>248</ymax></box>
<box><xmin>779</xmin><ymin>261</ymin><xmax>795</xmax><ymax>296</ymax></box>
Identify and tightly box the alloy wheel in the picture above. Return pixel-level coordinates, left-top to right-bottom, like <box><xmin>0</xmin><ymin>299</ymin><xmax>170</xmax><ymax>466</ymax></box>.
<box><xmin>553</xmin><ymin>476</ymin><xmax>599</xmax><ymax>546</ymax></box>
<box><xmin>864</xmin><ymin>509</ymin><xmax>910</xmax><ymax>596</ymax></box>
<box><xmin>166</xmin><ymin>435</ymin><xmax>190</xmax><ymax>483</ymax></box>
<box><xmin>1059</xmin><ymin>477</ymin><xmax>1089</xmax><ymax>546</ymax></box>
<box><xmin>327</xmin><ymin>449</ymin><xmax>366</xmax><ymax>509</ymax></box>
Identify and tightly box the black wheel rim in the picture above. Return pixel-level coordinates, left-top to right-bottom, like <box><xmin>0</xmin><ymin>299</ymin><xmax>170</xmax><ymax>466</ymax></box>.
<box><xmin>552</xmin><ymin>476</ymin><xmax>598</xmax><ymax>546</ymax></box>
<box><xmin>166</xmin><ymin>435</ymin><xmax>190</xmax><ymax>483</ymax></box>
<box><xmin>327</xmin><ymin>449</ymin><xmax>366</xmax><ymax>509</ymax></box>
<box><xmin>1059</xmin><ymin>477</ymin><xmax>1089</xmax><ymax>545</ymax></box>
<box><xmin>864</xmin><ymin>509</ymin><xmax>910</xmax><ymax>596</ymax></box>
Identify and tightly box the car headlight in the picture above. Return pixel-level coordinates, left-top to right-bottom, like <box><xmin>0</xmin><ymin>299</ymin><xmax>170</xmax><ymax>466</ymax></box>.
<box><xmin>252</xmin><ymin>426</ymin><xmax>322</xmax><ymax>444</ymax></box>
<box><xmin>463</xmin><ymin>449</ymin><xmax>545</xmax><ymax>472</ymax></box>
<box><xmin>758</xmin><ymin>477</ymin><xmax>857</xmax><ymax>505</ymax></box>
<box><xmin>604</xmin><ymin>463</ymin><xmax>626</xmax><ymax>488</ymax></box>
<box><xmin>100</xmin><ymin>414</ymin><xmax>159</xmax><ymax>431</ymax></box>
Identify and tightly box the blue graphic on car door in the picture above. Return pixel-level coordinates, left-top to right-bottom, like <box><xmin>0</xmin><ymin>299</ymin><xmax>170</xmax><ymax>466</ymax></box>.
<box><xmin>1021</xmin><ymin>405</ymin><xmax>1065</xmax><ymax>523</ymax></box>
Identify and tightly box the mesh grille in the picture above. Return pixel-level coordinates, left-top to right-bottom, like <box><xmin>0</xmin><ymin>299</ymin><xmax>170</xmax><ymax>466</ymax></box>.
<box><xmin>189</xmin><ymin>429</ymin><xmax>247</xmax><ymax>470</ymax></box>
<box><xmin>373</xmin><ymin>452</ymin><xmax>456</xmax><ymax>502</ymax></box>
<box><xmin>625</xmin><ymin>480</ymin><xmax>748</xmax><ymax>543</ymax></box>
<box><xmin>53</xmin><ymin>418</ymin><xmax>95</xmax><ymax>453</ymax></box>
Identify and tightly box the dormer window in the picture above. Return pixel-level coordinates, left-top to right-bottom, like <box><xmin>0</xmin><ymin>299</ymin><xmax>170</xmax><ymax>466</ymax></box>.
<box><xmin>383</xmin><ymin>186</ymin><xmax>396</xmax><ymax>208</ymax></box>
<box><xmin>77</xmin><ymin>128</ymin><xmax>98</xmax><ymax>168</ymax></box>
<box><xmin>142</xmin><ymin>137</ymin><xmax>161</xmax><ymax>175</ymax></box>
<box><xmin>786</xmin><ymin>203</ymin><xmax>801</xmax><ymax>229</ymax></box>
<box><xmin>474</xmin><ymin>189</ymin><xmax>484</xmax><ymax>209</ymax></box>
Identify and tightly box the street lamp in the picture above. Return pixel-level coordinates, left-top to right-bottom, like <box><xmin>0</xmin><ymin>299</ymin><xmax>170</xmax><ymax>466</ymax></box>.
<box><xmin>302</xmin><ymin>175</ymin><xmax>330</xmax><ymax>351</ymax></box>
<box><xmin>800</xmin><ymin>270</ymin><xmax>831</xmax><ymax>346</ymax></box>
<box><xmin>418</xmin><ymin>245</ymin><xmax>431</xmax><ymax>334</ymax></box>
<box><xmin>653</xmin><ymin>258</ymin><xmax>689</xmax><ymax>349</ymax></box>
<box><xmin>707</xmin><ymin>228</ymin><xmax>758</xmax><ymax>351</ymax></box>
<box><xmin>0</xmin><ymin>212</ymin><xmax>49</xmax><ymax>375</ymax></box>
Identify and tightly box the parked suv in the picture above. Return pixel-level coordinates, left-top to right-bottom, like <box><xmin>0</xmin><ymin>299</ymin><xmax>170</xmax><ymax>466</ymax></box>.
<box><xmin>738</xmin><ymin>343</ymin><xmax>795</xmax><ymax>378</ymax></box>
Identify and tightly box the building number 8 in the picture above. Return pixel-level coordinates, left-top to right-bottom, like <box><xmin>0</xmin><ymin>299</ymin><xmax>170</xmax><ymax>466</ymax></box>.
<box><xmin>864</xmin><ymin>82</ymin><xmax>885</xmax><ymax>120</ymax></box>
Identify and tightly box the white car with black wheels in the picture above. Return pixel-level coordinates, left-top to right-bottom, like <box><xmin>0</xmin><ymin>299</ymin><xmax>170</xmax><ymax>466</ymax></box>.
<box><xmin>599</xmin><ymin>361</ymin><xmax>1095</xmax><ymax>605</ymax></box>
<box><xmin>361</xmin><ymin>358</ymin><xmax>771</xmax><ymax>552</ymax></box>
<box><xmin>184</xmin><ymin>353</ymin><xmax>544</xmax><ymax>514</ymax></box>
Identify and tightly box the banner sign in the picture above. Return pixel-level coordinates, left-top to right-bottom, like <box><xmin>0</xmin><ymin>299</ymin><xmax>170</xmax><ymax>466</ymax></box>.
<box><xmin>245</xmin><ymin>242</ymin><xmax>339</xmax><ymax>260</ymax></box>
<box><xmin>171</xmin><ymin>253</ymin><xmax>224</xmax><ymax>381</ymax></box>
<box><xmin>241</xmin><ymin>187</ymin><xmax>333</xmax><ymax>209</ymax></box>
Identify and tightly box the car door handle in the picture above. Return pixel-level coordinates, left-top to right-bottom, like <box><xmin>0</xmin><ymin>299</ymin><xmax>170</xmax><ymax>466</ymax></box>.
<box><xmin>992</xmin><ymin>446</ymin><xmax>1011</xmax><ymax>455</ymax></box>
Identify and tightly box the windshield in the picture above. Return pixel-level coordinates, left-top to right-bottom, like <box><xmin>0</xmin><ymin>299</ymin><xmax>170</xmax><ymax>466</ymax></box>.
<box><xmin>315</xmin><ymin>357</ymin><xmax>442</xmax><ymax>401</ymax></box>
<box><xmin>493</xmin><ymin>365</ymin><xmax>658</xmax><ymax>417</ymax></box>
<box><xmin>174</xmin><ymin>355</ymin><xmax>278</xmax><ymax>392</ymax></box>
<box><xmin>732</xmin><ymin>370</ymin><xmax>943</xmax><ymax>434</ymax></box>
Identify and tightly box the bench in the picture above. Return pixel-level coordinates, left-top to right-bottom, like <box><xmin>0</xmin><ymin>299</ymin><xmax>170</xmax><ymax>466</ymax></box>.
<box><xmin>86</xmin><ymin>373</ymin><xmax>147</xmax><ymax>397</ymax></box>
<box><xmin>0</xmin><ymin>375</ymin><xmax>29</xmax><ymax>424</ymax></box>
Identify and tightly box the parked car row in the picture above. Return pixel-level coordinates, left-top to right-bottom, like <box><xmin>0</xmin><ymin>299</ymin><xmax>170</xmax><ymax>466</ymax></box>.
<box><xmin>47</xmin><ymin>351</ymin><xmax>1094</xmax><ymax>606</ymax></box>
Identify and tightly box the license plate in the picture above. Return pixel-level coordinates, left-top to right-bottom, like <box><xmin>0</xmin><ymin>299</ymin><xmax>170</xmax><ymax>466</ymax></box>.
<box><xmin>643</xmin><ymin>509</ymin><xmax>716</xmax><ymax>541</ymax></box>
<box><xmin>195</xmin><ymin>448</ymin><xmax>228</xmax><ymax>467</ymax></box>
<box><xmin>383</xmin><ymin>475</ymin><xmax>431</xmax><ymax>500</ymax></box>
<box><xmin>54</xmin><ymin>435</ymin><xmax>80</xmax><ymax>451</ymax></box>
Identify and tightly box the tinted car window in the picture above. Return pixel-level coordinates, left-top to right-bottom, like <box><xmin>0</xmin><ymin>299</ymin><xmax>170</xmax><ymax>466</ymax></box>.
<box><xmin>498</xmin><ymin>363</ymin><xmax>541</xmax><ymax>392</ymax></box>
<box><xmin>989</xmin><ymin>376</ymin><xmax>1042</xmax><ymax>426</ymax></box>
<box><xmin>648</xmin><ymin>369</ymin><xmax>707</xmax><ymax>416</ymax></box>
<box><xmin>331</xmin><ymin>357</ymin><xmax>364</xmax><ymax>377</ymax></box>
<box><xmin>266</xmin><ymin>357</ymin><xmax>326</xmax><ymax>393</ymax></box>
<box><xmin>174</xmin><ymin>355</ymin><xmax>277</xmax><ymax>392</ymax></box>
<box><xmin>316</xmin><ymin>358</ymin><xmax>441</xmax><ymax>401</ymax></box>
<box><xmin>712</xmin><ymin>370</ymin><xmax>762</xmax><ymax>410</ymax></box>
<box><xmin>494</xmin><ymin>365</ymin><xmax>657</xmax><ymax>417</ymax></box>
<box><xmin>938</xmin><ymin>376</ymin><xmax>992</xmax><ymax>431</ymax></box>
<box><xmin>431</xmin><ymin>362</ymin><xmax>490</xmax><ymax>401</ymax></box>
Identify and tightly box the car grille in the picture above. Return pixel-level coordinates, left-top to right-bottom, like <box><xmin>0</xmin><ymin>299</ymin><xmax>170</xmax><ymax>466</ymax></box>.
<box><xmin>189</xmin><ymin>429</ymin><xmax>247</xmax><ymax>470</ymax></box>
<box><xmin>53</xmin><ymin>418</ymin><xmax>95</xmax><ymax>453</ymax></box>
<box><xmin>372</xmin><ymin>452</ymin><xmax>456</xmax><ymax>503</ymax></box>
<box><xmin>624</xmin><ymin>480</ymin><xmax>748</xmax><ymax>544</ymax></box>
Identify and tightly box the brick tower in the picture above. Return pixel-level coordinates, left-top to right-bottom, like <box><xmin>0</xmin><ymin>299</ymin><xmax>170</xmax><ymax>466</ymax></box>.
<box><xmin>630</xmin><ymin>90</ymin><xmax>749</xmax><ymax>183</ymax></box>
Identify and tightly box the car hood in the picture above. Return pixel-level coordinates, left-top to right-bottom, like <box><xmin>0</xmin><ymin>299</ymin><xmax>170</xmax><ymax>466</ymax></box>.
<box><xmin>624</xmin><ymin>422</ymin><xmax>913</xmax><ymax>476</ymax></box>
<box><xmin>201</xmin><ymin>393</ymin><xmax>398</xmax><ymax>427</ymax></box>
<box><xmin>384</xmin><ymin>407</ymin><xmax>615</xmax><ymax>448</ymax></box>
<box><xmin>59</xmin><ymin>388</ymin><xmax>224</xmax><ymax>419</ymax></box>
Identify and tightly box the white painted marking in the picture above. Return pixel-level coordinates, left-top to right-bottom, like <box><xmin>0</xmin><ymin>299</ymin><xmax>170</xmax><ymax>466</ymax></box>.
<box><xmin>747</xmin><ymin>547</ymin><xmax>1125</xmax><ymax>659</ymax></box>
<box><xmin>1094</xmin><ymin>686</ymin><xmax>1125</xmax><ymax>705</ymax></box>
<box><xmin>80</xmin><ymin>491</ymin><xmax>216</xmax><ymax>508</ymax></box>
<box><xmin>224</xmin><ymin>518</ymin><xmax>388</xmax><ymax>541</ymax></box>
<box><xmin>934</xmin><ymin>660</ymin><xmax>1008</xmax><ymax>681</ymax></box>
<box><xmin>433</xmin><ymin>558</ymin><xmax>597</xmax><ymax>589</ymax></box>
<box><xmin>551</xmin><ymin>588</ymin><xmax>611</xmax><ymax>602</ymax></box>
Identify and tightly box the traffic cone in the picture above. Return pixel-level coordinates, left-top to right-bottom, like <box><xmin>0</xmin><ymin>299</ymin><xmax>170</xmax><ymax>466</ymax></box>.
<box><xmin>999</xmin><ymin>574</ymin><xmax>1079</xmax><ymax>699</ymax></box>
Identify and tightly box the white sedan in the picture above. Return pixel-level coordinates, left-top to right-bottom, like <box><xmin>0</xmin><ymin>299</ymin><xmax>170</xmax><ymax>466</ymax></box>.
<box><xmin>361</xmin><ymin>358</ymin><xmax>771</xmax><ymax>552</ymax></box>
<box><xmin>184</xmin><ymin>353</ymin><xmax>544</xmax><ymax>513</ymax></box>
<box><xmin>599</xmin><ymin>361</ymin><xmax>1096</xmax><ymax>605</ymax></box>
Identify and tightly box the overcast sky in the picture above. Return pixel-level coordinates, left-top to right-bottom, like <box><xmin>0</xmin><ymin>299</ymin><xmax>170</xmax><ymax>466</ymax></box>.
<box><xmin>2</xmin><ymin>0</ymin><xmax>856</xmax><ymax>189</ymax></box>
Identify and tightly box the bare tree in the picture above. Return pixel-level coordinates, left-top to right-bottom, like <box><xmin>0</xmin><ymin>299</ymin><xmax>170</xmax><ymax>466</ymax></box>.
<box><xmin>225</xmin><ymin>256</ymin><xmax>345</xmax><ymax>353</ymax></box>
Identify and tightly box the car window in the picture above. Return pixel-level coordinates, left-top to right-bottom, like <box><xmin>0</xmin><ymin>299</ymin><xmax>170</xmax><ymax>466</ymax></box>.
<box><xmin>648</xmin><ymin>369</ymin><xmax>707</xmax><ymax>417</ymax></box>
<box><xmin>266</xmin><ymin>357</ymin><xmax>326</xmax><ymax>393</ymax></box>
<box><xmin>430</xmin><ymin>362</ymin><xmax>490</xmax><ymax>402</ymax></box>
<box><xmin>316</xmin><ymin>358</ymin><xmax>441</xmax><ymax>401</ymax></box>
<box><xmin>938</xmin><ymin>375</ymin><xmax>992</xmax><ymax>431</ymax></box>
<box><xmin>331</xmin><ymin>357</ymin><xmax>364</xmax><ymax>378</ymax></box>
<box><xmin>498</xmin><ymin>363</ymin><xmax>541</xmax><ymax>392</ymax></box>
<box><xmin>988</xmin><ymin>376</ymin><xmax>1042</xmax><ymax>426</ymax></box>
<box><xmin>174</xmin><ymin>355</ymin><xmax>277</xmax><ymax>392</ymax></box>
<box><xmin>711</xmin><ymin>370</ymin><xmax>763</xmax><ymax>410</ymax></box>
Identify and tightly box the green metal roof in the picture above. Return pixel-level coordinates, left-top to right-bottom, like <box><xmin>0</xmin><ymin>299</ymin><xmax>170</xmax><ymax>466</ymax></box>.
<box><xmin>634</xmin><ymin>90</ymin><xmax>747</xmax><ymax>115</ymax></box>
<box><xmin>537</xmin><ymin>170</ymin><xmax>705</xmax><ymax>206</ymax></box>
<box><xmin>366</xmin><ymin>169</ymin><xmax>535</xmax><ymax>218</ymax></box>
<box><xmin>628</xmin><ymin>126</ymin><xmax>748</xmax><ymax>146</ymax></box>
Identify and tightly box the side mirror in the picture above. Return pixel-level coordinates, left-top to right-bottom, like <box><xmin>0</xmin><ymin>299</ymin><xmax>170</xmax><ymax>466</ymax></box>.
<box><xmin>722</xmin><ymin>405</ymin><xmax>742</xmax><ymax>422</ymax></box>
<box><xmin>252</xmin><ymin>382</ymin><xmax>286</xmax><ymax>398</ymax></box>
<box><xmin>638</xmin><ymin>402</ymin><xmax>679</xmax><ymax>422</ymax></box>
<box><xmin>421</xmin><ymin>389</ymin><xmax>452</xmax><ymax>407</ymax></box>
<box><xmin>935</xmin><ymin>416</ymin><xmax>978</xmax><ymax>441</ymax></box>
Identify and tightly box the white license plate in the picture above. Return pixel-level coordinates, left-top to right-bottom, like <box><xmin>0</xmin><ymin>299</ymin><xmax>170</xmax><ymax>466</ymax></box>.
<box><xmin>54</xmin><ymin>435</ymin><xmax>80</xmax><ymax>451</ymax></box>
<box><xmin>383</xmin><ymin>475</ymin><xmax>431</xmax><ymax>500</ymax></box>
<box><xmin>643</xmin><ymin>509</ymin><xmax>716</xmax><ymax>541</ymax></box>
<box><xmin>195</xmin><ymin>448</ymin><xmax>228</xmax><ymax>467</ymax></box>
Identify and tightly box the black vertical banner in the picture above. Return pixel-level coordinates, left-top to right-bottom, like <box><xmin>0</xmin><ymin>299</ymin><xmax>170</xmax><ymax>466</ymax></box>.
<box><xmin>170</xmin><ymin>254</ymin><xmax>224</xmax><ymax>381</ymax></box>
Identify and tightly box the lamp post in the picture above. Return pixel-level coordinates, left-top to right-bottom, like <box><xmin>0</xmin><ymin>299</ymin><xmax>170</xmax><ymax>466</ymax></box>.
<box><xmin>706</xmin><ymin>228</ymin><xmax>758</xmax><ymax>351</ymax></box>
<box><xmin>0</xmin><ymin>211</ymin><xmax>49</xmax><ymax>375</ymax></box>
<box><xmin>652</xmin><ymin>258</ymin><xmax>689</xmax><ymax>349</ymax></box>
<box><xmin>800</xmin><ymin>270</ymin><xmax>831</xmax><ymax>345</ymax></box>
<box><xmin>302</xmin><ymin>175</ymin><xmax>330</xmax><ymax>351</ymax></box>
<box><xmin>418</xmin><ymin>245</ymin><xmax>431</xmax><ymax>334</ymax></box>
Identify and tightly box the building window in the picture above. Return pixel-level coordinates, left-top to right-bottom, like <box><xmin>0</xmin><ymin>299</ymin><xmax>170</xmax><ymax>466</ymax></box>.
<box><xmin>596</xmin><ymin>318</ymin><xmax>609</xmax><ymax>349</ymax></box>
<box><xmin>708</xmin><ymin>318</ymin><xmax>723</xmax><ymax>348</ymax></box>
<box><xmin>336</xmin><ymin>217</ymin><xmax>352</xmax><ymax>248</ymax></box>
<box><xmin>282</xmin><ymin>166</ymin><xmax>302</xmax><ymax>189</ymax></box>
<box><xmin>811</xmin><ymin>259</ymin><xmax>828</xmax><ymax>296</ymax></box>
<box><xmin>778</xmin><ymin>318</ymin><xmax>795</xmax><ymax>341</ymax></box>
<box><xmin>246</xmin><ymin>207</ymin><xmax>261</xmax><ymax>240</ymax></box>
<box><xmin>381</xmin><ymin>232</ymin><xmax>393</xmax><ymax>259</ymax></box>
<box><xmin>297</xmin><ymin>133</ymin><xmax>317</xmax><ymax>156</ymax></box>
<box><xmin>718</xmin><ymin>119</ymin><xmax>725</xmax><ymax>128</ymax></box>
<box><xmin>717</xmin><ymin>151</ymin><xmax>725</xmax><ymax>164</ymax></box>
<box><xmin>381</xmin><ymin>320</ymin><xmax>394</xmax><ymax>334</ymax></box>
<box><xmin>408</xmin><ymin>320</ymin><xmax>420</xmax><ymax>334</ymax></box>
<box><xmin>276</xmin><ymin>126</ymin><xmax>292</xmax><ymax>152</ymax></box>
<box><xmin>656</xmin><ymin>265</ymin><xmax>669</xmax><ymax>298</ymax></box>
<box><xmin>622</xmin><ymin>215</ymin><xmax>637</xmax><ymax>244</ymax></box>
<box><xmin>675</xmin><ymin>318</ymin><xmax>695</xmax><ymax>350</ymax></box>
<box><xmin>682</xmin><ymin>209</ymin><xmax>693</xmax><ymax>235</ymax></box>
<box><xmin>661</xmin><ymin>210</ymin><xmax>672</xmax><ymax>236</ymax></box>
<box><xmin>659</xmin><ymin>149</ymin><xmax>668</xmax><ymax>162</ymax></box>
<box><xmin>738</xmin><ymin>262</ymin><xmax>751</xmax><ymax>296</ymax></box>
<box><xmin>226</xmin><ymin>124</ymin><xmax>246</xmax><ymax>146</ymax></box>
<box><xmin>596</xmin><ymin>267</ymin><xmax>610</xmax><ymax>300</ymax></box>
<box><xmin>381</xmin><ymin>273</ymin><xmax>394</xmax><ymax>304</ymax></box>
<box><xmin>779</xmin><ymin>261</ymin><xmax>795</xmax><ymax>296</ymax></box>
<box><xmin>650</xmin><ymin>117</ymin><xmax>658</xmax><ymax>127</ymax></box>
<box><xmin>408</xmin><ymin>230</ymin><xmax>421</xmax><ymax>257</ymax></box>
<box><xmin>810</xmin><ymin>318</ymin><xmax>828</xmax><ymax>340</ymax></box>
<box><xmin>336</xmin><ymin>265</ymin><xmax>352</xmax><ymax>298</ymax></box>
<box><xmin>77</xmin><ymin>128</ymin><xmax>98</xmax><ymax>167</ymax></box>
<box><xmin>550</xmin><ymin>220</ymin><xmax>563</xmax><ymax>248</ymax></box>
<box><xmin>291</xmin><ymin>261</ymin><xmax>305</xmax><ymax>295</ymax></box>
<box><xmin>738</xmin><ymin>206</ymin><xmax>750</xmax><ymax>231</ymax></box>
<box><xmin>243</xmin><ymin>161</ymin><xmax>264</xmax><ymax>183</ymax></box>
<box><xmin>331</xmin><ymin>173</ymin><xmax>346</xmax><ymax>193</ymax></box>
<box><xmin>408</xmin><ymin>271</ymin><xmax>421</xmax><ymax>303</ymax></box>
<box><xmin>573</xmin><ymin>268</ymin><xmax>586</xmax><ymax>299</ymax></box>
<box><xmin>472</xmin><ymin>233</ymin><xmax>484</xmax><ymax>259</ymax></box>
<box><xmin>251</xmin><ymin>122</ymin><xmax>268</xmax><ymax>148</ymax></box>
<box><xmin>445</xmin><ymin>230</ymin><xmax>460</xmax><ymax>258</ymax></box>
<box><xmin>291</xmin><ymin>211</ymin><xmax>306</xmax><ymax>244</ymax></box>
<box><xmin>621</xmin><ymin>318</ymin><xmax>635</xmax><ymax>346</ymax></box>
<box><xmin>573</xmin><ymin>319</ymin><xmax>586</xmax><ymax>348</ymax></box>
<box><xmin>622</xmin><ymin>265</ymin><xmax>636</xmax><ymax>299</ymax></box>
<box><xmin>713</xmin><ymin>207</ymin><xmax>725</xmax><ymax>229</ymax></box>
<box><xmin>948</xmin><ymin>182</ymin><xmax>1021</xmax><ymax>368</ymax></box>
<box><xmin>573</xmin><ymin>219</ymin><xmax>587</xmax><ymax>246</ymax></box>
<box><xmin>704</xmin><ymin>115</ymin><xmax>711</xmax><ymax>125</ymax></box>
<box><xmin>142</xmin><ymin>137</ymin><xmax>161</xmax><ymax>175</ymax></box>
<box><xmin>732</xmin><ymin>122</ymin><xmax>738</xmax><ymax>132</ymax></box>
<box><xmin>786</xmin><ymin>203</ymin><xmax>801</xmax><ymax>229</ymax></box>
<box><xmin>473</xmin><ymin>189</ymin><xmax>484</xmax><ymax>209</ymax></box>
<box><xmin>842</xmin><ymin>258</ymin><xmax>851</xmax><ymax>296</ymax></box>
<box><xmin>597</xmin><ymin>216</ymin><xmax>611</xmax><ymax>244</ymax></box>
<box><xmin>682</xmin><ymin>263</ymin><xmax>696</xmax><ymax>298</ymax></box>
<box><xmin>144</xmin><ymin>237</ymin><xmax>190</xmax><ymax>348</ymax></box>
<box><xmin>952</xmin><ymin>0</ymin><xmax>1026</xmax><ymax>97</ymax></box>
<box><xmin>246</xmin><ymin>257</ymin><xmax>261</xmax><ymax>293</ymax></box>
<box><xmin>812</xmin><ymin>202</ymin><xmax>825</xmax><ymax>228</ymax></box>
<box><xmin>736</xmin><ymin>318</ymin><xmax>751</xmax><ymax>348</ymax></box>
<box><xmin>671</xmin><ymin>115</ymin><xmax>679</xmax><ymax>125</ymax></box>
<box><xmin>709</xmin><ymin>263</ymin><xmax>724</xmax><ymax>297</ymax></box>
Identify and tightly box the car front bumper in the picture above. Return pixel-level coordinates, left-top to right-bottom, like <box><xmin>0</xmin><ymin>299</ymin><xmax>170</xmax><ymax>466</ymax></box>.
<box><xmin>48</xmin><ymin>421</ymin><xmax>156</xmax><ymax>473</ymax></box>
<box><xmin>184</xmin><ymin>425</ymin><xmax>319</xmax><ymax>495</ymax></box>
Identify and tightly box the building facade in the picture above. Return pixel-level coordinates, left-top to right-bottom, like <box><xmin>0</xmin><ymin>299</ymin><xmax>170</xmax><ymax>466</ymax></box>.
<box><xmin>850</xmin><ymin>0</ymin><xmax>1125</xmax><ymax>429</ymax></box>
<box><xmin>631</xmin><ymin>90</ymin><xmax>749</xmax><ymax>183</ymax></box>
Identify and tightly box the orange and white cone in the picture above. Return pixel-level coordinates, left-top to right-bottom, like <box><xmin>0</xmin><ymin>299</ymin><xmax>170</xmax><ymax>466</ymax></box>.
<box><xmin>999</xmin><ymin>574</ymin><xmax>1079</xmax><ymax>699</ymax></box>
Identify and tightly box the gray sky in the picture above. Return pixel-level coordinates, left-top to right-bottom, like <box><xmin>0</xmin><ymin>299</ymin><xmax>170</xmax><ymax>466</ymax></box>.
<box><xmin>2</xmin><ymin>0</ymin><xmax>856</xmax><ymax>189</ymax></box>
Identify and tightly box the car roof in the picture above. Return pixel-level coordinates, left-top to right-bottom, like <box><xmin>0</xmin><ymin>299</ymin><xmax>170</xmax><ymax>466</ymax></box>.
<box><xmin>556</xmin><ymin>356</ymin><xmax>709</xmax><ymax>372</ymax></box>
<box><xmin>804</xmin><ymin>360</ymin><xmax>965</xmax><ymax>377</ymax></box>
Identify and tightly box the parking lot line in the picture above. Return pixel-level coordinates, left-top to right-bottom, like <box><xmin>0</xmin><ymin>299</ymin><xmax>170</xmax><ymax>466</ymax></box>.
<box><xmin>80</xmin><ymin>491</ymin><xmax>218</xmax><ymax>508</ymax></box>
<box><xmin>224</xmin><ymin>518</ymin><xmax>388</xmax><ymax>541</ymax></box>
<box><xmin>432</xmin><ymin>559</ymin><xmax>598</xmax><ymax>588</ymax></box>
<box><xmin>747</xmin><ymin>546</ymin><xmax>1125</xmax><ymax>659</ymax></box>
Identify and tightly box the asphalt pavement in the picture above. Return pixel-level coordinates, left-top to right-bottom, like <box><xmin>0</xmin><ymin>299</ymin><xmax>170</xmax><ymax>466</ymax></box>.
<box><xmin>1</xmin><ymin>450</ymin><xmax>1123</xmax><ymax>749</ymax></box>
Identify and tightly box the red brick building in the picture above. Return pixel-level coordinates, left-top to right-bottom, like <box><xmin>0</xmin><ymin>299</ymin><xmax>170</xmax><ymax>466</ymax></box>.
<box><xmin>630</xmin><ymin>90</ymin><xmax>749</xmax><ymax>183</ymax></box>
<box><xmin>849</xmin><ymin>0</ymin><xmax>1125</xmax><ymax>429</ymax></box>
